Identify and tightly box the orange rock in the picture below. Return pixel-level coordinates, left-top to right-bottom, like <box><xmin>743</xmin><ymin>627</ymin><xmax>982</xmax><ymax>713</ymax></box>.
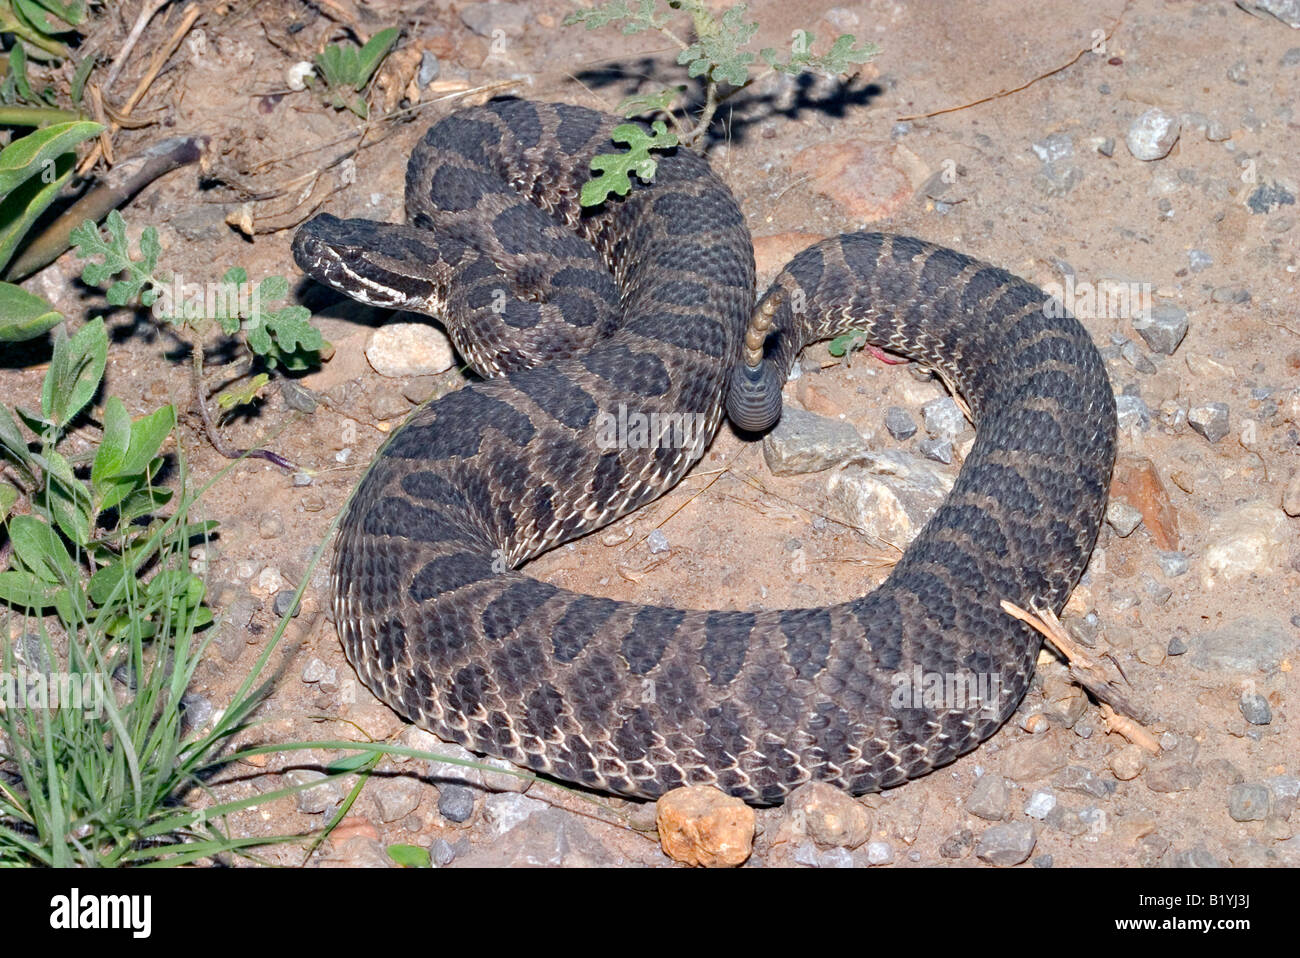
<box><xmin>656</xmin><ymin>785</ymin><xmax>755</xmax><ymax>867</ymax></box>
<box><xmin>331</xmin><ymin>816</ymin><xmax>381</xmax><ymax>843</ymax></box>
<box><xmin>789</xmin><ymin>141</ymin><xmax>926</xmax><ymax>222</ymax></box>
<box><xmin>1110</xmin><ymin>456</ymin><xmax>1180</xmax><ymax>550</ymax></box>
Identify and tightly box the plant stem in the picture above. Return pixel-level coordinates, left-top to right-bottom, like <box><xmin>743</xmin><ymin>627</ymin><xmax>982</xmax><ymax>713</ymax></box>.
<box><xmin>0</xmin><ymin>105</ymin><xmax>84</xmax><ymax>126</ymax></box>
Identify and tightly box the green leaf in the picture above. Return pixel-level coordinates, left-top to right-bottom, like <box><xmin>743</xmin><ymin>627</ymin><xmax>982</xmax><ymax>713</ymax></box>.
<box><xmin>0</xmin><ymin>282</ymin><xmax>61</xmax><ymax>342</ymax></box>
<box><xmin>40</xmin><ymin>447</ymin><xmax>92</xmax><ymax>545</ymax></box>
<box><xmin>69</xmin><ymin>52</ymin><xmax>95</xmax><ymax>104</ymax></box>
<box><xmin>0</xmin><ymin>569</ymin><xmax>59</xmax><ymax>610</ymax></box>
<box><xmin>325</xmin><ymin>753</ymin><xmax>372</xmax><ymax>774</ymax></box>
<box><xmin>90</xmin><ymin>395</ymin><xmax>130</xmax><ymax>489</ymax></box>
<box><xmin>0</xmin><ymin>149</ymin><xmax>75</xmax><ymax>277</ymax></box>
<box><xmin>40</xmin><ymin>316</ymin><xmax>106</xmax><ymax>428</ymax></box>
<box><xmin>616</xmin><ymin>85</ymin><xmax>685</xmax><ymax>118</ymax></box>
<box><xmin>6</xmin><ymin>513</ymin><xmax>77</xmax><ymax>585</ymax></box>
<box><xmin>354</xmin><ymin>27</ymin><xmax>400</xmax><ymax>89</ymax></box>
<box><xmin>215</xmin><ymin>373</ymin><xmax>269</xmax><ymax>412</ymax></box>
<box><xmin>387</xmin><ymin>844</ymin><xmax>431</xmax><ymax>868</ymax></box>
<box><xmin>70</xmin><ymin>211</ymin><xmax>162</xmax><ymax>307</ymax></box>
<box><xmin>0</xmin><ymin>120</ymin><xmax>101</xmax><ymax>197</ymax></box>
<box><xmin>581</xmin><ymin>120</ymin><xmax>679</xmax><ymax>207</ymax></box>
<box><xmin>676</xmin><ymin>3</ymin><xmax>759</xmax><ymax>88</ymax></box>
<box><xmin>0</xmin><ymin>483</ymin><xmax>17</xmax><ymax>521</ymax></box>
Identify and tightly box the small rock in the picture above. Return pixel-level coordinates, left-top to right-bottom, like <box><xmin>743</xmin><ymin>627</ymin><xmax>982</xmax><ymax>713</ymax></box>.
<box><xmin>1187</xmin><ymin>249</ymin><xmax>1213</xmax><ymax>272</ymax></box>
<box><xmin>917</xmin><ymin>438</ymin><xmax>953</xmax><ymax>464</ymax></box>
<box><xmin>938</xmin><ymin>828</ymin><xmax>974</xmax><ymax>859</ymax></box>
<box><xmin>1105</xmin><ymin>501</ymin><xmax>1143</xmax><ymax>537</ymax></box>
<box><xmin>863</xmin><ymin>841</ymin><xmax>894</xmax><ymax>865</ymax></box>
<box><xmin>647</xmin><ymin>529</ymin><xmax>670</xmax><ymax>555</ymax></box>
<box><xmin>1144</xmin><ymin>761</ymin><xmax>1202</xmax><ymax>793</ymax></box>
<box><xmin>301</xmin><ymin>658</ymin><xmax>337</xmax><ymax>688</ymax></box>
<box><xmin>459</xmin><ymin>1</ymin><xmax>530</xmax><ymax>37</ymax></box>
<box><xmin>322</xmin><ymin>836</ymin><xmax>391</xmax><ymax>868</ymax></box>
<box><xmin>251</xmin><ymin>566</ymin><xmax>284</xmax><ymax>597</ymax></box>
<box><xmin>1155</xmin><ymin>551</ymin><xmax>1189</xmax><ymax>577</ymax></box>
<box><xmin>1136</xmin><ymin>642</ymin><xmax>1167</xmax><ymax>666</ymax></box>
<box><xmin>1189</xmin><ymin>616</ymin><xmax>1292</xmax><ymax>673</ymax></box>
<box><xmin>482</xmin><ymin>793</ymin><xmax>546</xmax><ymax>836</ymax></box>
<box><xmin>430</xmin><ymin>837</ymin><xmax>456</xmax><ymax>866</ymax></box>
<box><xmin>365</xmin><ymin>323</ymin><xmax>455</xmax><ymax>377</ymax></box>
<box><xmin>438</xmin><ymin>784</ymin><xmax>477</xmax><ymax>823</ymax></box>
<box><xmin>1110</xmin><ymin>457</ymin><xmax>1180</xmax><ymax>550</ymax></box>
<box><xmin>975</xmin><ymin>822</ymin><xmax>1036</xmax><ymax>866</ymax></box>
<box><xmin>828</xmin><ymin>449</ymin><xmax>954</xmax><ymax>549</ymax></box>
<box><xmin>1044</xmin><ymin>805</ymin><xmax>1088</xmax><ymax>837</ymax></box>
<box><xmin>817</xmin><ymin>847</ymin><xmax>855</xmax><ymax>868</ymax></box>
<box><xmin>789</xmin><ymin>141</ymin><xmax>926</xmax><ymax>222</ymax></box>
<box><xmin>1056</xmin><ymin>765</ymin><xmax>1116</xmax><ymax>800</ymax></box>
<box><xmin>1003</xmin><ymin>735</ymin><xmax>1068</xmax><ymax>782</ymax></box>
<box><xmin>425</xmin><ymin>742</ymin><xmax>485</xmax><ymax>789</ymax></box>
<box><xmin>258</xmin><ymin>512</ymin><xmax>285</xmax><ymax>539</ymax></box>
<box><xmin>1132</xmin><ymin>303</ymin><xmax>1189</xmax><ymax>355</ymax></box>
<box><xmin>292</xmin><ymin>471</ymin><xmax>313</xmax><ymax>487</ymax></box>
<box><xmin>281</xmin><ymin>380</ymin><xmax>319</xmax><ymax>413</ymax></box>
<box><xmin>1167</xmin><ymin>634</ymin><xmax>1188</xmax><ymax>656</ymax></box>
<box><xmin>1239</xmin><ymin>690</ymin><xmax>1272</xmax><ymax>725</ymax></box>
<box><xmin>1110</xmin><ymin>745</ymin><xmax>1148</xmax><ymax>781</ymax></box>
<box><xmin>1115</xmin><ymin>395</ymin><xmax>1151</xmax><ymax>431</ymax></box>
<box><xmin>921</xmin><ymin>396</ymin><xmax>967</xmax><ymax>439</ymax></box>
<box><xmin>1203</xmin><ymin>502</ymin><xmax>1288</xmax><ymax>583</ymax></box>
<box><xmin>1227</xmin><ymin>784</ymin><xmax>1271</xmax><ymax>822</ymax></box>
<box><xmin>371</xmin><ymin>777</ymin><xmax>423</xmax><ymax>823</ymax></box>
<box><xmin>884</xmin><ymin>405</ymin><xmax>917</xmax><ymax>440</ymax></box>
<box><xmin>1023</xmin><ymin>789</ymin><xmax>1057</xmax><ymax>820</ymax></box>
<box><xmin>787</xmin><ymin>781</ymin><xmax>872</xmax><ymax>848</ymax></box>
<box><xmin>656</xmin><ymin>785</ymin><xmax>755</xmax><ymax>867</ymax></box>
<box><xmin>1167</xmin><ymin>843</ymin><xmax>1221</xmax><ymax>868</ymax></box>
<box><xmin>273</xmin><ymin>590</ymin><xmax>300</xmax><ymax>618</ymax></box>
<box><xmin>417</xmin><ymin>51</ymin><xmax>440</xmax><ymax>89</ymax></box>
<box><xmin>1126</xmin><ymin>108</ymin><xmax>1181</xmax><ymax>161</ymax></box>
<box><xmin>179</xmin><ymin>693</ymin><xmax>213</xmax><ymax>733</ymax></box>
<box><xmin>1210</xmin><ymin>284</ymin><xmax>1251</xmax><ymax>304</ymax></box>
<box><xmin>1188</xmin><ymin>402</ymin><xmax>1230</xmax><ymax>443</ymax></box>
<box><xmin>1247</xmin><ymin>181</ymin><xmax>1296</xmax><ymax>215</ymax></box>
<box><xmin>966</xmin><ymin>773</ymin><xmax>1010</xmax><ymax>821</ymax></box>
<box><xmin>762</xmin><ymin>406</ymin><xmax>867</xmax><ymax>475</ymax></box>
<box><xmin>286</xmin><ymin>769</ymin><xmax>344</xmax><ymax>814</ymax></box>
<box><xmin>1031</xmin><ymin>854</ymin><xmax>1053</xmax><ymax>868</ymax></box>
<box><xmin>370</xmin><ymin>389</ymin><xmax>411</xmax><ymax>421</ymax></box>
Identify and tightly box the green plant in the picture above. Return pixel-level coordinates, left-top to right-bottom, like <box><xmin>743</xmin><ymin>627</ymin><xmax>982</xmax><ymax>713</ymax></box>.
<box><xmin>566</xmin><ymin>0</ymin><xmax>878</xmax><ymax>205</ymax></box>
<box><xmin>0</xmin><ymin>118</ymin><xmax>102</xmax><ymax>342</ymax></box>
<box><xmin>307</xmin><ymin>26</ymin><xmax>400</xmax><ymax>119</ymax></box>
<box><xmin>0</xmin><ymin>0</ymin><xmax>86</xmax><ymax>60</ymax></box>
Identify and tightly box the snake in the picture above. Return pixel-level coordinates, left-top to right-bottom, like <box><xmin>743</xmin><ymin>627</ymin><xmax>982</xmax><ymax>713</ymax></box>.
<box><xmin>291</xmin><ymin>98</ymin><xmax>1117</xmax><ymax>805</ymax></box>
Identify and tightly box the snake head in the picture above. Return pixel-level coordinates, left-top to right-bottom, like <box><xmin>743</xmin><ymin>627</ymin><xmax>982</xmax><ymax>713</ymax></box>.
<box><xmin>293</xmin><ymin>213</ymin><xmax>447</xmax><ymax>313</ymax></box>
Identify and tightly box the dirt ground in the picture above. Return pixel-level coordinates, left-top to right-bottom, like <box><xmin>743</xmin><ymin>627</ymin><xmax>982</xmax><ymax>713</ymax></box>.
<box><xmin>6</xmin><ymin>0</ymin><xmax>1299</xmax><ymax>867</ymax></box>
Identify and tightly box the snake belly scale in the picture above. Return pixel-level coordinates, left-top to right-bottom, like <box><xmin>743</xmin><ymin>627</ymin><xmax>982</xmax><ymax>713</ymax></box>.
<box><xmin>291</xmin><ymin>98</ymin><xmax>1117</xmax><ymax>804</ymax></box>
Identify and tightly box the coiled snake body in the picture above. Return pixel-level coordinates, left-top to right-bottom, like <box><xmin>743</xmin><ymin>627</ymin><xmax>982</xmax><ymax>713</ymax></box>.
<box><xmin>293</xmin><ymin>99</ymin><xmax>1116</xmax><ymax>804</ymax></box>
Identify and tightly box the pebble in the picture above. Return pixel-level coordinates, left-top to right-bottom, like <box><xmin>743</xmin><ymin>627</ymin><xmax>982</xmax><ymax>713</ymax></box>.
<box><xmin>884</xmin><ymin>405</ymin><xmax>917</xmax><ymax>440</ymax></box>
<box><xmin>280</xmin><ymin>380</ymin><xmax>318</xmax><ymax>413</ymax></box>
<box><xmin>273</xmin><ymin>590</ymin><xmax>300</xmax><ymax>618</ymax></box>
<box><xmin>1137</xmin><ymin>642</ymin><xmax>1167</xmax><ymax>666</ymax></box>
<box><xmin>788</xmin><ymin>140</ymin><xmax>924</xmax><ymax>222</ymax></box>
<box><xmin>1188</xmin><ymin>402</ymin><xmax>1230</xmax><ymax>443</ymax></box>
<box><xmin>292</xmin><ymin>471</ymin><xmax>313</xmax><ymax>487</ymax></box>
<box><xmin>259</xmin><ymin>512</ymin><xmax>285</xmax><ymax>539</ymax></box>
<box><xmin>1247</xmin><ymin>181</ymin><xmax>1296</xmax><ymax>215</ymax></box>
<box><xmin>921</xmin><ymin>397</ymin><xmax>966</xmax><ymax>438</ymax></box>
<box><xmin>1189</xmin><ymin>616</ymin><xmax>1292</xmax><ymax>673</ymax></box>
<box><xmin>482</xmin><ymin>793</ymin><xmax>546</xmax><ymax>836</ymax></box>
<box><xmin>1203</xmin><ymin>502</ymin><xmax>1288</xmax><ymax>582</ymax></box>
<box><xmin>646</xmin><ymin>529</ymin><xmax>670</xmax><ymax>555</ymax></box>
<box><xmin>1132</xmin><ymin>303</ymin><xmax>1188</xmax><ymax>355</ymax></box>
<box><xmin>1167</xmin><ymin>634</ymin><xmax>1188</xmax><ymax>656</ymax></box>
<box><xmin>252</xmin><ymin>566</ymin><xmax>284</xmax><ymax>597</ymax></box>
<box><xmin>786</xmin><ymin>781</ymin><xmax>872</xmax><ymax>848</ymax></box>
<box><xmin>365</xmin><ymin>323</ymin><xmax>455</xmax><ymax>377</ymax></box>
<box><xmin>1105</xmin><ymin>501</ymin><xmax>1143</xmax><ymax>537</ymax></box>
<box><xmin>437</xmin><ymin>784</ymin><xmax>477</xmax><ymax>823</ymax></box>
<box><xmin>817</xmin><ymin>847</ymin><xmax>855</xmax><ymax>868</ymax></box>
<box><xmin>430</xmin><ymin>837</ymin><xmax>456</xmax><ymax>866</ymax></box>
<box><xmin>457</xmin><ymin>808</ymin><xmax>619</xmax><ymax>867</ymax></box>
<box><xmin>1187</xmin><ymin>249</ymin><xmax>1213</xmax><ymax>272</ymax></box>
<box><xmin>459</xmin><ymin>1</ymin><xmax>530</xmax><ymax>37</ymax></box>
<box><xmin>1056</xmin><ymin>766</ymin><xmax>1116</xmax><ymax>800</ymax></box>
<box><xmin>1155</xmin><ymin>550</ymin><xmax>1189</xmax><ymax>577</ymax></box>
<box><xmin>1031</xmin><ymin>132</ymin><xmax>1083</xmax><ymax>196</ymax></box>
<box><xmin>1267</xmin><ymin>776</ymin><xmax>1300</xmax><ymax>819</ymax></box>
<box><xmin>370</xmin><ymin>389</ymin><xmax>411</xmax><ymax>421</ymax></box>
<box><xmin>656</xmin><ymin>785</ymin><xmax>755</xmax><ymax>867</ymax></box>
<box><xmin>1044</xmin><ymin>805</ymin><xmax>1088</xmax><ymax>837</ymax></box>
<box><xmin>301</xmin><ymin>658</ymin><xmax>337</xmax><ymax>688</ymax></box>
<box><xmin>1109</xmin><ymin>457</ymin><xmax>1180</xmax><ymax>550</ymax></box>
<box><xmin>418</xmin><ymin>51</ymin><xmax>440</xmax><ymax>89</ymax></box>
<box><xmin>1239</xmin><ymin>690</ymin><xmax>1272</xmax><ymax>725</ymax></box>
<box><xmin>1284</xmin><ymin>46</ymin><xmax>1300</xmax><ymax>66</ymax></box>
<box><xmin>286</xmin><ymin>769</ymin><xmax>344</xmax><ymax>814</ymax></box>
<box><xmin>864</xmin><ymin>841</ymin><xmax>894</xmax><ymax>865</ymax></box>
<box><xmin>828</xmin><ymin>449</ymin><xmax>953</xmax><ymax>549</ymax></box>
<box><xmin>966</xmin><ymin>773</ymin><xmax>1010</xmax><ymax>821</ymax></box>
<box><xmin>1144</xmin><ymin>761</ymin><xmax>1202</xmax><ymax>793</ymax></box>
<box><xmin>1227</xmin><ymin>784</ymin><xmax>1271</xmax><ymax>822</ymax></box>
<box><xmin>1110</xmin><ymin>744</ymin><xmax>1148</xmax><ymax>781</ymax></box>
<box><xmin>1115</xmin><ymin>394</ymin><xmax>1151</xmax><ymax>431</ymax></box>
<box><xmin>1121</xmin><ymin>340</ymin><xmax>1156</xmax><ymax>374</ymax></box>
<box><xmin>975</xmin><ymin>822</ymin><xmax>1036</xmax><ymax>866</ymax></box>
<box><xmin>1167</xmin><ymin>844</ymin><xmax>1221</xmax><ymax>868</ymax></box>
<box><xmin>1210</xmin><ymin>284</ymin><xmax>1251</xmax><ymax>304</ymax></box>
<box><xmin>1126</xmin><ymin>108</ymin><xmax>1181</xmax><ymax>161</ymax></box>
<box><xmin>762</xmin><ymin>406</ymin><xmax>867</xmax><ymax>475</ymax></box>
<box><xmin>917</xmin><ymin>438</ymin><xmax>953</xmax><ymax>464</ymax></box>
<box><xmin>1023</xmin><ymin>789</ymin><xmax>1057</xmax><ymax>820</ymax></box>
<box><xmin>1003</xmin><ymin>735</ymin><xmax>1067</xmax><ymax>782</ymax></box>
<box><xmin>371</xmin><ymin>777</ymin><xmax>423</xmax><ymax>823</ymax></box>
<box><xmin>939</xmin><ymin>829</ymin><xmax>974</xmax><ymax>859</ymax></box>
<box><xmin>179</xmin><ymin>693</ymin><xmax>213</xmax><ymax>732</ymax></box>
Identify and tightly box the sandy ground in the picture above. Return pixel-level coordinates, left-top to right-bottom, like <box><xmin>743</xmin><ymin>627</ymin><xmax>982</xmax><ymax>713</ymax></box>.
<box><xmin>4</xmin><ymin>0</ymin><xmax>1299</xmax><ymax>867</ymax></box>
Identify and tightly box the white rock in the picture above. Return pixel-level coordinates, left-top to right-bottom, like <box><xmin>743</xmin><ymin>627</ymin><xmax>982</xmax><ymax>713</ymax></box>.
<box><xmin>365</xmin><ymin>323</ymin><xmax>455</xmax><ymax>377</ymax></box>
<box><xmin>1202</xmin><ymin>501</ymin><xmax>1288</xmax><ymax>586</ymax></box>
<box><xmin>827</xmin><ymin>450</ymin><xmax>955</xmax><ymax>550</ymax></box>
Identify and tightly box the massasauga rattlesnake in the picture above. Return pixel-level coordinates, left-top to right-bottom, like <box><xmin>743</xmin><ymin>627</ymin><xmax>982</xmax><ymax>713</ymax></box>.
<box><xmin>292</xmin><ymin>98</ymin><xmax>1117</xmax><ymax>804</ymax></box>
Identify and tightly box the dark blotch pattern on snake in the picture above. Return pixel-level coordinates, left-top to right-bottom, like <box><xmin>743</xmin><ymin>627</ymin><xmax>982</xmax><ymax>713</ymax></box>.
<box><xmin>292</xmin><ymin>98</ymin><xmax>1116</xmax><ymax>804</ymax></box>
